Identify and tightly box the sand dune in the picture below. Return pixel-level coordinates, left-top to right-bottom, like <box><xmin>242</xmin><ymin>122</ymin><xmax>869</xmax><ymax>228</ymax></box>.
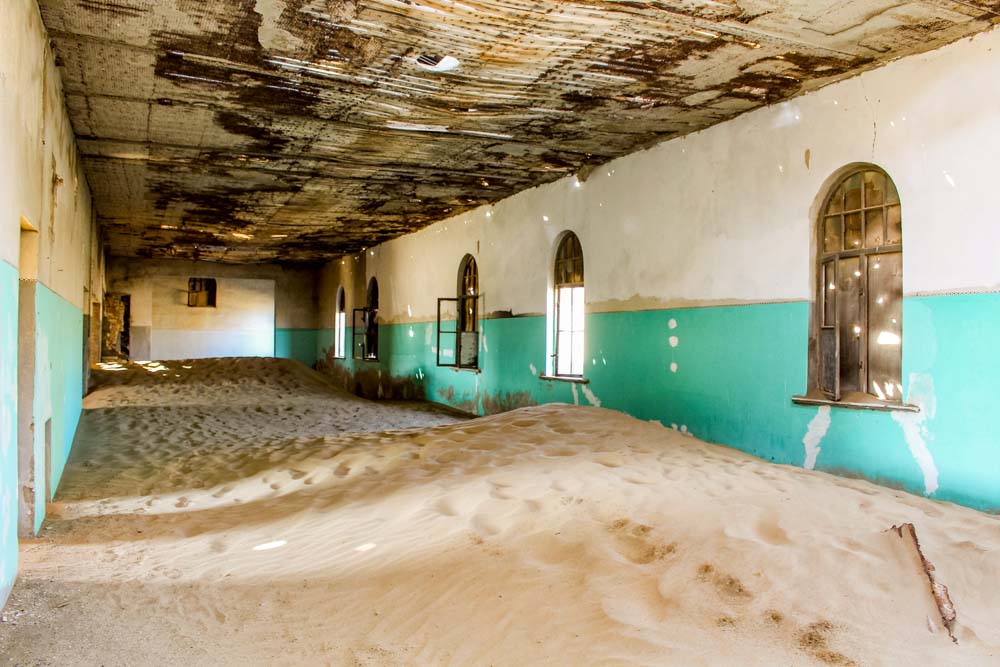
<box><xmin>1</xmin><ymin>358</ymin><xmax>998</xmax><ymax>665</ymax></box>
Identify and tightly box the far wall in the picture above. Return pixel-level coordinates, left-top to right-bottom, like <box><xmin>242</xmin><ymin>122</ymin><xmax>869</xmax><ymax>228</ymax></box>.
<box><xmin>149</xmin><ymin>276</ymin><xmax>275</xmax><ymax>360</ymax></box>
<box><xmin>106</xmin><ymin>258</ymin><xmax>318</xmax><ymax>364</ymax></box>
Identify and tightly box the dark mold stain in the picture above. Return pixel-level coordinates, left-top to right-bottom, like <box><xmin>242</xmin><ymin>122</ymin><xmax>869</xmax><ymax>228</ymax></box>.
<box><xmin>35</xmin><ymin>0</ymin><xmax>1000</xmax><ymax>262</ymax></box>
<box><xmin>482</xmin><ymin>391</ymin><xmax>537</xmax><ymax>415</ymax></box>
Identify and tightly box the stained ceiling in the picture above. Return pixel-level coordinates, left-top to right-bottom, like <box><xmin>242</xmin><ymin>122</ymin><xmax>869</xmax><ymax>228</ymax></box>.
<box><xmin>38</xmin><ymin>0</ymin><xmax>1000</xmax><ymax>263</ymax></box>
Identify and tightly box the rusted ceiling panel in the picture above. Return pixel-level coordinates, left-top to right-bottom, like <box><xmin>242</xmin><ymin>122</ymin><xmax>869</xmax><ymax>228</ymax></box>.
<box><xmin>37</xmin><ymin>0</ymin><xmax>1000</xmax><ymax>263</ymax></box>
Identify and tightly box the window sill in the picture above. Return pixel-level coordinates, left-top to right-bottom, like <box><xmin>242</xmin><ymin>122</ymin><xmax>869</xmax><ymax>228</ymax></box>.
<box><xmin>354</xmin><ymin>357</ymin><xmax>380</xmax><ymax>363</ymax></box>
<box><xmin>449</xmin><ymin>366</ymin><xmax>481</xmax><ymax>374</ymax></box>
<box><xmin>792</xmin><ymin>393</ymin><xmax>919</xmax><ymax>413</ymax></box>
<box><xmin>540</xmin><ymin>374</ymin><xmax>590</xmax><ymax>385</ymax></box>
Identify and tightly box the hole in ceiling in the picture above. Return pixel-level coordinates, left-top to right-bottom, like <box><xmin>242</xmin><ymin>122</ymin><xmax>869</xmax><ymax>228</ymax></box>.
<box><xmin>415</xmin><ymin>54</ymin><xmax>460</xmax><ymax>72</ymax></box>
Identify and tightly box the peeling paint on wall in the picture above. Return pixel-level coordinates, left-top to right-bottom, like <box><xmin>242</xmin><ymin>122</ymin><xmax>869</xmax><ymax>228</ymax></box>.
<box><xmin>33</xmin><ymin>0</ymin><xmax>1000</xmax><ymax>262</ymax></box>
<box><xmin>892</xmin><ymin>373</ymin><xmax>939</xmax><ymax>496</ymax></box>
<box><xmin>802</xmin><ymin>406</ymin><xmax>831</xmax><ymax>471</ymax></box>
<box><xmin>581</xmin><ymin>383</ymin><xmax>602</xmax><ymax>408</ymax></box>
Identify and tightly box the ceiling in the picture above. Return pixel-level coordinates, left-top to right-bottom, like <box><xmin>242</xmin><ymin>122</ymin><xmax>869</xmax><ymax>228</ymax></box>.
<box><xmin>38</xmin><ymin>0</ymin><xmax>999</xmax><ymax>263</ymax></box>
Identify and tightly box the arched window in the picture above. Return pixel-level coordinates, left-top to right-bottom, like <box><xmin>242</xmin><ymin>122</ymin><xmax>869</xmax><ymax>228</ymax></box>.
<box><xmin>459</xmin><ymin>255</ymin><xmax>478</xmax><ymax>333</ymax></box>
<box><xmin>334</xmin><ymin>286</ymin><xmax>346</xmax><ymax>359</ymax></box>
<box><xmin>552</xmin><ymin>232</ymin><xmax>584</xmax><ymax>377</ymax></box>
<box><xmin>436</xmin><ymin>255</ymin><xmax>480</xmax><ymax>369</ymax></box>
<box><xmin>810</xmin><ymin>167</ymin><xmax>903</xmax><ymax>403</ymax></box>
<box><xmin>353</xmin><ymin>277</ymin><xmax>379</xmax><ymax>361</ymax></box>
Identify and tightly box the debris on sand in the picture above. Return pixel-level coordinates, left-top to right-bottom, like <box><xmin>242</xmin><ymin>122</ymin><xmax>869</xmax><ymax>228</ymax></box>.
<box><xmin>889</xmin><ymin>522</ymin><xmax>958</xmax><ymax>643</ymax></box>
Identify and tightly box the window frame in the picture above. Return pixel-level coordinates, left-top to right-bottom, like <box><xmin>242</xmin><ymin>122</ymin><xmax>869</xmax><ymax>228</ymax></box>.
<box><xmin>436</xmin><ymin>254</ymin><xmax>480</xmax><ymax>371</ymax></box>
<box><xmin>794</xmin><ymin>166</ymin><xmax>915</xmax><ymax>412</ymax></box>
<box><xmin>548</xmin><ymin>232</ymin><xmax>586</xmax><ymax>380</ymax></box>
<box><xmin>186</xmin><ymin>277</ymin><xmax>217</xmax><ymax>308</ymax></box>
<box><xmin>353</xmin><ymin>277</ymin><xmax>379</xmax><ymax>361</ymax></box>
<box><xmin>333</xmin><ymin>285</ymin><xmax>346</xmax><ymax>359</ymax></box>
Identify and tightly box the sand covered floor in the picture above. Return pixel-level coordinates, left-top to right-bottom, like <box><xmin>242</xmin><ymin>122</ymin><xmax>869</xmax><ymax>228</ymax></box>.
<box><xmin>2</xmin><ymin>359</ymin><xmax>998</xmax><ymax>665</ymax></box>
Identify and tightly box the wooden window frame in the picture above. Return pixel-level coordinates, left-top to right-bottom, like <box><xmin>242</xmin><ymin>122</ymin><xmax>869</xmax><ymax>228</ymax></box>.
<box><xmin>794</xmin><ymin>168</ymin><xmax>915</xmax><ymax>412</ymax></box>
<box><xmin>437</xmin><ymin>255</ymin><xmax>480</xmax><ymax>370</ymax></box>
<box><xmin>551</xmin><ymin>233</ymin><xmax>585</xmax><ymax>378</ymax></box>
<box><xmin>186</xmin><ymin>277</ymin><xmax>217</xmax><ymax>308</ymax></box>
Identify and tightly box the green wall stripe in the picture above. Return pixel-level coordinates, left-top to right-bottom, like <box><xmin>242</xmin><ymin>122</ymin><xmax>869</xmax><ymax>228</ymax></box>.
<box><xmin>316</xmin><ymin>294</ymin><xmax>1000</xmax><ymax>512</ymax></box>
<box><xmin>0</xmin><ymin>261</ymin><xmax>18</xmax><ymax>608</ymax></box>
<box><xmin>275</xmin><ymin>328</ymin><xmax>319</xmax><ymax>367</ymax></box>
<box><xmin>32</xmin><ymin>284</ymin><xmax>85</xmax><ymax>533</ymax></box>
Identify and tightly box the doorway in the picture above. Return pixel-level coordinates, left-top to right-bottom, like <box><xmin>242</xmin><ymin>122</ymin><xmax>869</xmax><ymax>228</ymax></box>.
<box><xmin>17</xmin><ymin>218</ymin><xmax>39</xmax><ymax>535</ymax></box>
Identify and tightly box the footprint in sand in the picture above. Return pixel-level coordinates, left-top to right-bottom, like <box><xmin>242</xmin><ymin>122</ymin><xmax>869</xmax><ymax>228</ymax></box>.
<box><xmin>696</xmin><ymin>563</ymin><xmax>752</xmax><ymax>600</ymax></box>
<box><xmin>211</xmin><ymin>485</ymin><xmax>235</xmax><ymax>499</ymax></box>
<box><xmin>594</xmin><ymin>455</ymin><xmax>623</xmax><ymax>468</ymax></box>
<box><xmin>608</xmin><ymin>519</ymin><xmax>677</xmax><ymax>565</ymax></box>
<box><xmin>472</xmin><ymin>515</ymin><xmax>502</xmax><ymax>536</ymax></box>
<box><xmin>796</xmin><ymin>620</ymin><xmax>855</xmax><ymax>665</ymax></box>
<box><xmin>433</xmin><ymin>497</ymin><xmax>461</xmax><ymax>517</ymax></box>
<box><xmin>175</xmin><ymin>497</ymin><xmax>191</xmax><ymax>508</ymax></box>
<box><xmin>621</xmin><ymin>475</ymin><xmax>654</xmax><ymax>485</ymax></box>
<box><xmin>490</xmin><ymin>487</ymin><xmax>514</xmax><ymax>501</ymax></box>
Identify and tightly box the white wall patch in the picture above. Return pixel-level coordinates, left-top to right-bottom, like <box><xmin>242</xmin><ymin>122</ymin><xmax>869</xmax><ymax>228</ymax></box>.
<box><xmin>891</xmin><ymin>373</ymin><xmax>939</xmax><ymax>496</ymax></box>
<box><xmin>802</xmin><ymin>405</ymin><xmax>831</xmax><ymax>470</ymax></box>
<box><xmin>581</xmin><ymin>384</ymin><xmax>602</xmax><ymax>407</ymax></box>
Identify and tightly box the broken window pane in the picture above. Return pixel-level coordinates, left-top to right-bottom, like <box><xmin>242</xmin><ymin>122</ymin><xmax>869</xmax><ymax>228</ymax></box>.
<box><xmin>826</xmin><ymin>185</ymin><xmax>845</xmax><ymax>214</ymax></box>
<box><xmin>823</xmin><ymin>216</ymin><xmax>842</xmax><ymax>253</ymax></box>
<box><xmin>865</xmin><ymin>208</ymin><xmax>884</xmax><ymax>248</ymax></box>
<box><xmin>844</xmin><ymin>173</ymin><xmax>863</xmax><ymax>211</ymax></box>
<box><xmin>845</xmin><ymin>212</ymin><xmax>862</xmax><ymax>250</ymax></box>
<box><xmin>864</xmin><ymin>171</ymin><xmax>885</xmax><ymax>207</ymax></box>
<box><xmin>886</xmin><ymin>205</ymin><xmax>902</xmax><ymax>245</ymax></box>
<box><xmin>886</xmin><ymin>177</ymin><xmax>901</xmax><ymax>205</ymax></box>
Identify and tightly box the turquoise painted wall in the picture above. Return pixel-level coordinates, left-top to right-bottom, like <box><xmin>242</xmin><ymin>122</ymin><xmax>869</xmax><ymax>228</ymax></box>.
<box><xmin>31</xmin><ymin>285</ymin><xmax>84</xmax><ymax>533</ymax></box>
<box><xmin>0</xmin><ymin>261</ymin><xmax>18</xmax><ymax>609</ymax></box>
<box><xmin>275</xmin><ymin>328</ymin><xmax>319</xmax><ymax>367</ymax></box>
<box><xmin>318</xmin><ymin>293</ymin><xmax>1000</xmax><ymax>512</ymax></box>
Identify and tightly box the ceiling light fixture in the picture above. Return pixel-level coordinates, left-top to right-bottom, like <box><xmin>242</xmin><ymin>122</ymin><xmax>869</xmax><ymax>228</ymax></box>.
<box><xmin>415</xmin><ymin>54</ymin><xmax>460</xmax><ymax>73</ymax></box>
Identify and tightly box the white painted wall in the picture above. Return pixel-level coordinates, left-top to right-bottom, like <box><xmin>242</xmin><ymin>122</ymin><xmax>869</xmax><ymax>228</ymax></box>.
<box><xmin>317</xmin><ymin>255</ymin><xmax>366</xmax><ymax>328</ymax></box>
<box><xmin>344</xmin><ymin>26</ymin><xmax>1000</xmax><ymax>324</ymax></box>
<box><xmin>150</xmin><ymin>277</ymin><xmax>275</xmax><ymax>360</ymax></box>
<box><xmin>107</xmin><ymin>258</ymin><xmax>318</xmax><ymax>329</ymax></box>
<box><xmin>0</xmin><ymin>0</ymin><xmax>99</xmax><ymax>307</ymax></box>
